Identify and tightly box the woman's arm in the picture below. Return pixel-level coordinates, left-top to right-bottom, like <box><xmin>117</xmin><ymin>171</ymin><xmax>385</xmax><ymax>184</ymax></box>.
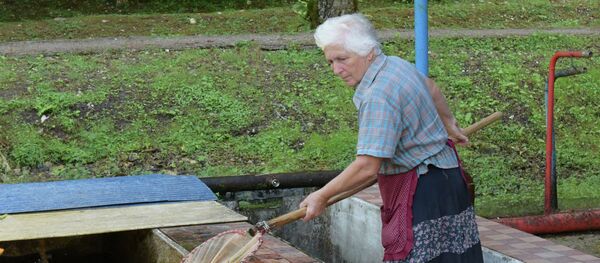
<box><xmin>299</xmin><ymin>155</ymin><xmax>382</xmax><ymax>221</ymax></box>
<box><xmin>425</xmin><ymin>78</ymin><xmax>469</xmax><ymax>145</ymax></box>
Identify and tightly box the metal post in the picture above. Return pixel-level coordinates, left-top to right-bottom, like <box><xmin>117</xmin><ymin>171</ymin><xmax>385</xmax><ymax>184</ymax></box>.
<box><xmin>544</xmin><ymin>51</ymin><xmax>592</xmax><ymax>215</ymax></box>
<box><xmin>415</xmin><ymin>0</ymin><xmax>429</xmax><ymax>76</ymax></box>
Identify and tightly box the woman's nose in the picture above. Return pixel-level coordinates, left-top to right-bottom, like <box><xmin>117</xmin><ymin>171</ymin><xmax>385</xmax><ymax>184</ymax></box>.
<box><xmin>332</xmin><ymin>63</ymin><xmax>343</xmax><ymax>75</ymax></box>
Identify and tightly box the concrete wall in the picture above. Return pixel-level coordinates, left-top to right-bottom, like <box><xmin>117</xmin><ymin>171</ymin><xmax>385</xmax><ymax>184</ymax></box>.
<box><xmin>482</xmin><ymin>247</ymin><xmax>523</xmax><ymax>263</ymax></box>
<box><xmin>327</xmin><ymin>197</ymin><xmax>523</xmax><ymax>263</ymax></box>
<box><xmin>328</xmin><ymin>198</ymin><xmax>383</xmax><ymax>262</ymax></box>
<box><xmin>220</xmin><ymin>188</ymin><xmax>521</xmax><ymax>263</ymax></box>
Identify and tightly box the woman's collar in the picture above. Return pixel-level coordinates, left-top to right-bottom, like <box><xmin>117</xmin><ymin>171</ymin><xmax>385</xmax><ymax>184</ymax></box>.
<box><xmin>356</xmin><ymin>51</ymin><xmax>386</xmax><ymax>90</ymax></box>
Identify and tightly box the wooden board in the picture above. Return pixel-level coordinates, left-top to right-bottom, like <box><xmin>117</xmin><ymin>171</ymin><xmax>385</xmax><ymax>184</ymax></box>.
<box><xmin>0</xmin><ymin>201</ymin><xmax>246</xmax><ymax>242</ymax></box>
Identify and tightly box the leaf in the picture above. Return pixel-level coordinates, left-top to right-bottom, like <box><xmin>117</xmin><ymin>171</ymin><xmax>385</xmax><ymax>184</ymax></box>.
<box><xmin>292</xmin><ymin>1</ymin><xmax>308</xmax><ymax>18</ymax></box>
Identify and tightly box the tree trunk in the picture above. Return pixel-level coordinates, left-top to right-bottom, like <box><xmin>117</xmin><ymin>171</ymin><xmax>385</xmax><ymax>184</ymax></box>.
<box><xmin>308</xmin><ymin>0</ymin><xmax>358</xmax><ymax>29</ymax></box>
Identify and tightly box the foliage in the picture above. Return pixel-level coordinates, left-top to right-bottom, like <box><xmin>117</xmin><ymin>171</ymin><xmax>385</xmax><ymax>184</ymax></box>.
<box><xmin>0</xmin><ymin>1</ymin><xmax>599</xmax><ymax>216</ymax></box>
<box><xmin>292</xmin><ymin>0</ymin><xmax>319</xmax><ymax>28</ymax></box>
<box><xmin>292</xmin><ymin>0</ymin><xmax>310</xmax><ymax>20</ymax></box>
<box><xmin>0</xmin><ymin>0</ymin><xmax>598</xmax><ymax>41</ymax></box>
<box><xmin>8</xmin><ymin>125</ymin><xmax>47</xmax><ymax>167</ymax></box>
<box><xmin>0</xmin><ymin>0</ymin><xmax>296</xmax><ymax>22</ymax></box>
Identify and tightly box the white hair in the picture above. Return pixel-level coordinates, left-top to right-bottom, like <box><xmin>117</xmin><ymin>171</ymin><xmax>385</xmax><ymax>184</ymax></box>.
<box><xmin>314</xmin><ymin>13</ymin><xmax>380</xmax><ymax>56</ymax></box>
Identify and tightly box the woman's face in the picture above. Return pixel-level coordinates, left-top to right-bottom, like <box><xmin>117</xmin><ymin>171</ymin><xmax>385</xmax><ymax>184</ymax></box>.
<box><xmin>324</xmin><ymin>45</ymin><xmax>373</xmax><ymax>87</ymax></box>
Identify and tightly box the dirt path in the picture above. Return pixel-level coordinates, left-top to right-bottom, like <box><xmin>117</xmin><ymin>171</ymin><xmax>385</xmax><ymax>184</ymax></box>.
<box><xmin>1</xmin><ymin>28</ymin><xmax>599</xmax><ymax>56</ymax></box>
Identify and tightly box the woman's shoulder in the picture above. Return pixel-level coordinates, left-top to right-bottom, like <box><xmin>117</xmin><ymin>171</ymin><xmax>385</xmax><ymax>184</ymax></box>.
<box><xmin>384</xmin><ymin>55</ymin><xmax>420</xmax><ymax>74</ymax></box>
<box><xmin>374</xmin><ymin>56</ymin><xmax>423</xmax><ymax>88</ymax></box>
<box><xmin>368</xmin><ymin>55</ymin><xmax>428</xmax><ymax>102</ymax></box>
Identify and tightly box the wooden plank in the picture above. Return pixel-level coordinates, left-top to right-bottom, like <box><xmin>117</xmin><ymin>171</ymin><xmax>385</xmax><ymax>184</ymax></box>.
<box><xmin>0</xmin><ymin>201</ymin><xmax>246</xmax><ymax>242</ymax></box>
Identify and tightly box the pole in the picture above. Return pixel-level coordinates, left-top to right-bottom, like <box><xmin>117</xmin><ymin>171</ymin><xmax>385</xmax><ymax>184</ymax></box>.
<box><xmin>415</xmin><ymin>0</ymin><xmax>429</xmax><ymax>76</ymax></box>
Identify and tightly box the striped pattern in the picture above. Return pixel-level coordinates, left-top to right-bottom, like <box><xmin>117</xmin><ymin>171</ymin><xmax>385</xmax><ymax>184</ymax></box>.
<box><xmin>353</xmin><ymin>52</ymin><xmax>457</xmax><ymax>175</ymax></box>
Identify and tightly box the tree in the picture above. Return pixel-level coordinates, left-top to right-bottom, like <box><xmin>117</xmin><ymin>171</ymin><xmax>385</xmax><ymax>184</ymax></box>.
<box><xmin>305</xmin><ymin>0</ymin><xmax>358</xmax><ymax>29</ymax></box>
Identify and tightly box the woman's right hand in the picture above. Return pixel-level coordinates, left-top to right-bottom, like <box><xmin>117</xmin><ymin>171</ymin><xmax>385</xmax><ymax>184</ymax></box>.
<box><xmin>299</xmin><ymin>190</ymin><xmax>328</xmax><ymax>222</ymax></box>
<box><xmin>446</xmin><ymin>119</ymin><xmax>469</xmax><ymax>145</ymax></box>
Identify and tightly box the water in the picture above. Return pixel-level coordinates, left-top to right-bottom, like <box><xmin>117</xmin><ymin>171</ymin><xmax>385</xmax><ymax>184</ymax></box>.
<box><xmin>0</xmin><ymin>249</ymin><xmax>116</xmax><ymax>263</ymax></box>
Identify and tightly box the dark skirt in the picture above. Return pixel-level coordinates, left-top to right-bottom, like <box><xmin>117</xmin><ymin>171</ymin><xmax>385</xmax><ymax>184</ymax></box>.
<box><xmin>384</xmin><ymin>165</ymin><xmax>483</xmax><ymax>263</ymax></box>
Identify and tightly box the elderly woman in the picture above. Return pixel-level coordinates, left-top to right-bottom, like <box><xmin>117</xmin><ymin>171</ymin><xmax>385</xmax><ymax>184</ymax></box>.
<box><xmin>299</xmin><ymin>14</ymin><xmax>483</xmax><ymax>262</ymax></box>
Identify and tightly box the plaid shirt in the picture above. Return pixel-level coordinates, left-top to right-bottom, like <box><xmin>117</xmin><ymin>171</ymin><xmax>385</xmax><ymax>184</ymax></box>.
<box><xmin>354</xmin><ymin>52</ymin><xmax>458</xmax><ymax>175</ymax></box>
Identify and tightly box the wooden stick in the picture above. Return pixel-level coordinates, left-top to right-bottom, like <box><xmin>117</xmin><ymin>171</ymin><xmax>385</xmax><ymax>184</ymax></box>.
<box><xmin>265</xmin><ymin>112</ymin><xmax>503</xmax><ymax>230</ymax></box>
<box><xmin>463</xmin><ymin>112</ymin><xmax>503</xmax><ymax>136</ymax></box>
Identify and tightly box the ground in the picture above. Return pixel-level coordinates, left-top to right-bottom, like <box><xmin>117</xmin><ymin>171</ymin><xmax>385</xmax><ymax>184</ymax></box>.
<box><xmin>1</xmin><ymin>28</ymin><xmax>599</xmax><ymax>56</ymax></box>
<box><xmin>1</xmin><ymin>27</ymin><xmax>599</xmax><ymax>258</ymax></box>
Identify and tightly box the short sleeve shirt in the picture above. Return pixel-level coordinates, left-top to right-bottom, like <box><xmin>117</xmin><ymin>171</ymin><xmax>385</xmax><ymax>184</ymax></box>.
<box><xmin>353</xmin><ymin>52</ymin><xmax>458</xmax><ymax>175</ymax></box>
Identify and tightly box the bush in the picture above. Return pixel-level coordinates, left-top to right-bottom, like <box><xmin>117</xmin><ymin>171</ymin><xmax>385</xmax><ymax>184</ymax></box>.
<box><xmin>0</xmin><ymin>0</ymin><xmax>296</xmax><ymax>21</ymax></box>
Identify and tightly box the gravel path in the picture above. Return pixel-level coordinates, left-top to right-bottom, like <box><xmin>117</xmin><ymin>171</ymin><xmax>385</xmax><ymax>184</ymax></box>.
<box><xmin>1</xmin><ymin>28</ymin><xmax>598</xmax><ymax>56</ymax></box>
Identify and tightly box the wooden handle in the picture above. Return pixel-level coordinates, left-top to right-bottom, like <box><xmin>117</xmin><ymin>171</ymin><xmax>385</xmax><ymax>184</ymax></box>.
<box><xmin>463</xmin><ymin>112</ymin><xmax>502</xmax><ymax>136</ymax></box>
<box><xmin>266</xmin><ymin>207</ymin><xmax>308</xmax><ymax>229</ymax></box>
<box><xmin>266</xmin><ymin>111</ymin><xmax>503</xmax><ymax>229</ymax></box>
<box><xmin>266</xmin><ymin>176</ymin><xmax>379</xmax><ymax>229</ymax></box>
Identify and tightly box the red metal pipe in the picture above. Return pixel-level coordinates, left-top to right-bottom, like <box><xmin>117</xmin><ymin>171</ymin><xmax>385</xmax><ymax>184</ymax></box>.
<box><xmin>495</xmin><ymin>51</ymin><xmax>596</xmax><ymax>235</ymax></box>
<box><xmin>493</xmin><ymin>209</ymin><xmax>600</xmax><ymax>234</ymax></box>
<box><xmin>544</xmin><ymin>51</ymin><xmax>592</xmax><ymax>215</ymax></box>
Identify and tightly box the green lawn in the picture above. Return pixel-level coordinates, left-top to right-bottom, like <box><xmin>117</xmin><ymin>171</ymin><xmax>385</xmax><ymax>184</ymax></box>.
<box><xmin>0</xmin><ymin>0</ymin><xmax>599</xmax><ymax>217</ymax></box>
<box><xmin>0</xmin><ymin>0</ymin><xmax>598</xmax><ymax>42</ymax></box>
<box><xmin>1</xmin><ymin>34</ymin><xmax>599</xmax><ymax>216</ymax></box>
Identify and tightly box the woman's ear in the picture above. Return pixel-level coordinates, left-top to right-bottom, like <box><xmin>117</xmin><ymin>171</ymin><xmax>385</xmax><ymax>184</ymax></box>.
<box><xmin>367</xmin><ymin>50</ymin><xmax>375</xmax><ymax>61</ymax></box>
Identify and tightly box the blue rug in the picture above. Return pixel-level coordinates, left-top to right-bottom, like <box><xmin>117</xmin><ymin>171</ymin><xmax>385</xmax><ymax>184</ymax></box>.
<box><xmin>0</xmin><ymin>174</ymin><xmax>216</xmax><ymax>214</ymax></box>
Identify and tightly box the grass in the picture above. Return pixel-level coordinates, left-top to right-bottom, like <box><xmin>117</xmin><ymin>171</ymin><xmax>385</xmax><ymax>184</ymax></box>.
<box><xmin>1</xmin><ymin>34</ymin><xmax>599</xmax><ymax>216</ymax></box>
<box><xmin>0</xmin><ymin>0</ymin><xmax>598</xmax><ymax>42</ymax></box>
<box><xmin>1</xmin><ymin>1</ymin><xmax>599</xmax><ymax>217</ymax></box>
<box><xmin>0</xmin><ymin>0</ymin><xmax>298</xmax><ymax>21</ymax></box>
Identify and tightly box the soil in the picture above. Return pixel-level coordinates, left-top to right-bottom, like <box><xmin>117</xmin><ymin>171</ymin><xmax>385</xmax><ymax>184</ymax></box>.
<box><xmin>1</xmin><ymin>26</ymin><xmax>599</xmax><ymax>258</ymax></box>
<box><xmin>1</xmin><ymin>28</ymin><xmax>599</xmax><ymax>56</ymax></box>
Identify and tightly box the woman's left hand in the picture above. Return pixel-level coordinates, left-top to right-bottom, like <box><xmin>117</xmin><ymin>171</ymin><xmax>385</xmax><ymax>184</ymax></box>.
<box><xmin>299</xmin><ymin>190</ymin><xmax>328</xmax><ymax>222</ymax></box>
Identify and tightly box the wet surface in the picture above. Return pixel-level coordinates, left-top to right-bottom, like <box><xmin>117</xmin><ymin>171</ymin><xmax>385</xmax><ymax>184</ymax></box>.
<box><xmin>0</xmin><ymin>250</ymin><xmax>115</xmax><ymax>263</ymax></box>
<box><xmin>541</xmin><ymin>230</ymin><xmax>600</xmax><ymax>258</ymax></box>
<box><xmin>161</xmin><ymin>222</ymin><xmax>319</xmax><ymax>263</ymax></box>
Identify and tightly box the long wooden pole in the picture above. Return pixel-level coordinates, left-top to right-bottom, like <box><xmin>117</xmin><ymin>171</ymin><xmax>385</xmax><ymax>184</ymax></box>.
<box><xmin>263</xmin><ymin>112</ymin><xmax>503</xmax><ymax>230</ymax></box>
